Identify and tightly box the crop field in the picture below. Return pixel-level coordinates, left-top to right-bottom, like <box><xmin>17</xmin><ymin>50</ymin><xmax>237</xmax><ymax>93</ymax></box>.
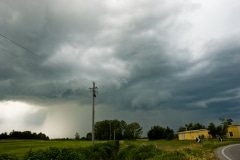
<box><xmin>0</xmin><ymin>139</ymin><xmax>239</xmax><ymax>159</ymax></box>
<box><xmin>121</xmin><ymin>139</ymin><xmax>240</xmax><ymax>159</ymax></box>
<box><xmin>0</xmin><ymin>140</ymin><xmax>103</xmax><ymax>158</ymax></box>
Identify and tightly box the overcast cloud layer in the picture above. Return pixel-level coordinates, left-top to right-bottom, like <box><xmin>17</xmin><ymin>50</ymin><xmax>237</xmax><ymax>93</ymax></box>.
<box><xmin>0</xmin><ymin>0</ymin><xmax>240</xmax><ymax>138</ymax></box>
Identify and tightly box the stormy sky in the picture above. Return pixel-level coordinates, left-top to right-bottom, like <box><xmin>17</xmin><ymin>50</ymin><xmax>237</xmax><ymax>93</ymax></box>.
<box><xmin>0</xmin><ymin>0</ymin><xmax>240</xmax><ymax>138</ymax></box>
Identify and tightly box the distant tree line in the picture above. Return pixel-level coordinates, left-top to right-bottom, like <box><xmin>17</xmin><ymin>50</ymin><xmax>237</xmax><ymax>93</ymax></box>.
<box><xmin>0</xmin><ymin>118</ymin><xmax>233</xmax><ymax>141</ymax></box>
<box><xmin>84</xmin><ymin>118</ymin><xmax>234</xmax><ymax>141</ymax></box>
<box><xmin>86</xmin><ymin>119</ymin><xmax>175</xmax><ymax>141</ymax></box>
<box><xmin>178</xmin><ymin>118</ymin><xmax>233</xmax><ymax>138</ymax></box>
<box><xmin>147</xmin><ymin>126</ymin><xmax>174</xmax><ymax>140</ymax></box>
<box><xmin>0</xmin><ymin>130</ymin><xmax>49</xmax><ymax>140</ymax></box>
<box><xmin>86</xmin><ymin>119</ymin><xmax>143</xmax><ymax>140</ymax></box>
<box><xmin>178</xmin><ymin>122</ymin><xmax>206</xmax><ymax>132</ymax></box>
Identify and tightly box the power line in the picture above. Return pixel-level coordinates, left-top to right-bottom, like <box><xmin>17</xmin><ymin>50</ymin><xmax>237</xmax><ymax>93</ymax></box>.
<box><xmin>0</xmin><ymin>33</ymin><xmax>42</xmax><ymax>59</ymax></box>
<box><xmin>0</xmin><ymin>32</ymin><xmax>92</xmax><ymax>87</ymax></box>
<box><xmin>0</xmin><ymin>46</ymin><xmax>90</xmax><ymax>91</ymax></box>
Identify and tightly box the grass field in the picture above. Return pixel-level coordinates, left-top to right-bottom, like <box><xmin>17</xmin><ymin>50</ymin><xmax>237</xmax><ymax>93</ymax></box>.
<box><xmin>120</xmin><ymin>139</ymin><xmax>240</xmax><ymax>159</ymax></box>
<box><xmin>0</xmin><ymin>140</ymin><xmax>101</xmax><ymax>158</ymax></box>
<box><xmin>0</xmin><ymin>139</ymin><xmax>239</xmax><ymax>159</ymax></box>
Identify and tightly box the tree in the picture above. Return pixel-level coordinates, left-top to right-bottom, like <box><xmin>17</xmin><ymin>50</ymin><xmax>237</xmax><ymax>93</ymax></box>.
<box><xmin>124</xmin><ymin>122</ymin><xmax>142</xmax><ymax>139</ymax></box>
<box><xmin>1</xmin><ymin>130</ymin><xmax>49</xmax><ymax>140</ymax></box>
<box><xmin>75</xmin><ymin>132</ymin><xmax>80</xmax><ymax>140</ymax></box>
<box><xmin>147</xmin><ymin>125</ymin><xmax>165</xmax><ymax>140</ymax></box>
<box><xmin>95</xmin><ymin>120</ymin><xmax>111</xmax><ymax>140</ymax></box>
<box><xmin>165</xmin><ymin>127</ymin><xmax>174</xmax><ymax>140</ymax></box>
<box><xmin>147</xmin><ymin>126</ymin><xmax>174</xmax><ymax>140</ymax></box>
<box><xmin>193</xmin><ymin>123</ymin><xmax>206</xmax><ymax>130</ymax></box>
<box><xmin>86</xmin><ymin>132</ymin><xmax>92</xmax><ymax>140</ymax></box>
<box><xmin>185</xmin><ymin>123</ymin><xmax>193</xmax><ymax>131</ymax></box>
<box><xmin>183</xmin><ymin>122</ymin><xmax>205</xmax><ymax>131</ymax></box>
<box><xmin>207</xmin><ymin>122</ymin><xmax>217</xmax><ymax>138</ymax></box>
<box><xmin>178</xmin><ymin>127</ymin><xmax>186</xmax><ymax>132</ymax></box>
<box><xmin>219</xmin><ymin>118</ymin><xmax>233</xmax><ymax>136</ymax></box>
<box><xmin>94</xmin><ymin>119</ymin><xmax>127</xmax><ymax>140</ymax></box>
<box><xmin>207</xmin><ymin>118</ymin><xmax>234</xmax><ymax>138</ymax></box>
<box><xmin>110</xmin><ymin>120</ymin><xmax>127</xmax><ymax>140</ymax></box>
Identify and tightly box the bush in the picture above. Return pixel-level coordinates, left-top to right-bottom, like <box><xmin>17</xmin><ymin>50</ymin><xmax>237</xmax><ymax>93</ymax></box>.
<box><xmin>117</xmin><ymin>145</ymin><xmax>160</xmax><ymax>160</ymax></box>
<box><xmin>0</xmin><ymin>154</ymin><xmax>18</xmax><ymax>160</ymax></box>
<box><xmin>23</xmin><ymin>141</ymin><xmax>119</xmax><ymax>160</ymax></box>
<box><xmin>149</xmin><ymin>151</ymin><xmax>187</xmax><ymax>160</ymax></box>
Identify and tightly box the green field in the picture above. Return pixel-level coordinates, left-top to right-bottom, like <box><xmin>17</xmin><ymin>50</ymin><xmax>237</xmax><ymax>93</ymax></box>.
<box><xmin>0</xmin><ymin>139</ymin><xmax>239</xmax><ymax>159</ymax></box>
<box><xmin>120</xmin><ymin>139</ymin><xmax>240</xmax><ymax>159</ymax></box>
<box><xmin>0</xmin><ymin>140</ymin><xmax>103</xmax><ymax>158</ymax></box>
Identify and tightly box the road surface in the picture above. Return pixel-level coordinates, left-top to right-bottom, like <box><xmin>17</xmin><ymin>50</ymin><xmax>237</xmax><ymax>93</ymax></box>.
<box><xmin>215</xmin><ymin>144</ymin><xmax>240</xmax><ymax>160</ymax></box>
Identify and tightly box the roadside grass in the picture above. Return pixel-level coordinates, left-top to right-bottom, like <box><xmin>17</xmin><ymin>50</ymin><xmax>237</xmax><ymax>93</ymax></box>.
<box><xmin>120</xmin><ymin>139</ymin><xmax>198</xmax><ymax>152</ymax></box>
<box><xmin>119</xmin><ymin>139</ymin><xmax>240</xmax><ymax>160</ymax></box>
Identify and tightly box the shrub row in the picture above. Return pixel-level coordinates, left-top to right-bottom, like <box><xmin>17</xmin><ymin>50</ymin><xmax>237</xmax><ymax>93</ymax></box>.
<box><xmin>2</xmin><ymin>140</ymin><xmax>231</xmax><ymax>160</ymax></box>
<box><xmin>116</xmin><ymin>145</ymin><xmax>187</xmax><ymax>160</ymax></box>
<box><xmin>0</xmin><ymin>141</ymin><xmax>119</xmax><ymax>160</ymax></box>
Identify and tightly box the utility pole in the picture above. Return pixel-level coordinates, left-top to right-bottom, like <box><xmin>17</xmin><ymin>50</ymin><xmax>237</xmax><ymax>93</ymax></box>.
<box><xmin>110</xmin><ymin>121</ymin><xmax>111</xmax><ymax>140</ymax></box>
<box><xmin>90</xmin><ymin>82</ymin><xmax>97</xmax><ymax>146</ymax></box>
<box><xmin>114</xmin><ymin>129</ymin><xmax>115</xmax><ymax>141</ymax></box>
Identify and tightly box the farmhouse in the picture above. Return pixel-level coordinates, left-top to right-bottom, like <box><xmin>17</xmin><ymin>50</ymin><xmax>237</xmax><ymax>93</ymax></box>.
<box><xmin>178</xmin><ymin>129</ymin><xmax>209</xmax><ymax>140</ymax></box>
<box><xmin>226</xmin><ymin>125</ymin><xmax>240</xmax><ymax>138</ymax></box>
<box><xmin>178</xmin><ymin>125</ymin><xmax>240</xmax><ymax>140</ymax></box>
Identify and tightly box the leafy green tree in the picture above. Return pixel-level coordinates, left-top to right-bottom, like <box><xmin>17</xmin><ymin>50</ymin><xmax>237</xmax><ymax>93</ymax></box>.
<box><xmin>184</xmin><ymin>122</ymin><xmax>205</xmax><ymax>131</ymax></box>
<box><xmin>178</xmin><ymin>127</ymin><xmax>186</xmax><ymax>132</ymax></box>
<box><xmin>110</xmin><ymin>120</ymin><xmax>127</xmax><ymax>140</ymax></box>
<box><xmin>95</xmin><ymin>120</ymin><xmax>110</xmax><ymax>140</ymax></box>
<box><xmin>147</xmin><ymin>125</ymin><xmax>165</xmax><ymax>140</ymax></box>
<box><xmin>185</xmin><ymin>123</ymin><xmax>193</xmax><ymax>130</ymax></box>
<box><xmin>75</xmin><ymin>132</ymin><xmax>80</xmax><ymax>140</ymax></box>
<box><xmin>2</xmin><ymin>130</ymin><xmax>49</xmax><ymax>140</ymax></box>
<box><xmin>207</xmin><ymin>118</ymin><xmax>233</xmax><ymax>138</ymax></box>
<box><xmin>219</xmin><ymin>118</ymin><xmax>233</xmax><ymax>136</ymax></box>
<box><xmin>147</xmin><ymin>126</ymin><xmax>174</xmax><ymax>140</ymax></box>
<box><xmin>193</xmin><ymin>123</ymin><xmax>206</xmax><ymax>130</ymax></box>
<box><xmin>86</xmin><ymin>132</ymin><xmax>92</xmax><ymax>140</ymax></box>
<box><xmin>124</xmin><ymin>122</ymin><xmax>142</xmax><ymax>139</ymax></box>
<box><xmin>216</xmin><ymin>125</ymin><xmax>223</xmax><ymax>136</ymax></box>
<box><xmin>94</xmin><ymin>119</ymin><xmax>127</xmax><ymax>140</ymax></box>
<box><xmin>165</xmin><ymin>127</ymin><xmax>174</xmax><ymax>140</ymax></box>
<box><xmin>207</xmin><ymin>122</ymin><xmax>217</xmax><ymax>138</ymax></box>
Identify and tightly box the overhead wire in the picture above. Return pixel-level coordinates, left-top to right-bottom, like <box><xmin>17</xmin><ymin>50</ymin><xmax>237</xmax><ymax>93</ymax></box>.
<box><xmin>0</xmin><ymin>33</ymin><xmax>92</xmax><ymax>82</ymax></box>
<box><xmin>0</xmin><ymin>33</ymin><xmax>93</xmax><ymax>92</ymax></box>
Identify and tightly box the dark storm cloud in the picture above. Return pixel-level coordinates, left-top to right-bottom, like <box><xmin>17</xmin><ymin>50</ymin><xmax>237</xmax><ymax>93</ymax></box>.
<box><xmin>0</xmin><ymin>0</ymin><xmax>194</xmax><ymax>103</ymax></box>
<box><xmin>0</xmin><ymin>0</ymin><xmax>102</xmax><ymax>101</ymax></box>
<box><xmin>0</xmin><ymin>0</ymin><xmax>240</xmax><ymax>137</ymax></box>
<box><xmin>1</xmin><ymin>0</ymin><xmax>239</xmax><ymax>113</ymax></box>
<box><xmin>99</xmin><ymin>32</ymin><xmax>240</xmax><ymax>116</ymax></box>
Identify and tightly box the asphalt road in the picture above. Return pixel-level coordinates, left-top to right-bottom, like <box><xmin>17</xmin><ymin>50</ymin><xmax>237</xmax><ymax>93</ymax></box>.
<box><xmin>215</xmin><ymin>144</ymin><xmax>240</xmax><ymax>160</ymax></box>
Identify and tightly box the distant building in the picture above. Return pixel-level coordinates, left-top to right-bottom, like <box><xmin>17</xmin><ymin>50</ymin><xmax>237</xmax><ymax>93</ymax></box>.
<box><xmin>178</xmin><ymin>125</ymin><xmax>240</xmax><ymax>140</ymax></box>
<box><xmin>226</xmin><ymin>125</ymin><xmax>240</xmax><ymax>138</ymax></box>
<box><xmin>178</xmin><ymin>129</ymin><xmax>210</xmax><ymax>140</ymax></box>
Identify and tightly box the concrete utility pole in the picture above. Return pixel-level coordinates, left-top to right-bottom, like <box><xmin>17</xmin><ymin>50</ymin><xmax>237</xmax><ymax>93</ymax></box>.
<box><xmin>110</xmin><ymin>121</ymin><xmax>111</xmax><ymax>140</ymax></box>
<box><xmin>90</xmin><ymin>82</ymin><xmax>97</xmax><ymax>146</ymax></box>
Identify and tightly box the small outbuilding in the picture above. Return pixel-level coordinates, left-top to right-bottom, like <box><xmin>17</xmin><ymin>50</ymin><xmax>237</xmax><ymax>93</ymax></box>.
<box><xmin>226</xmin><ymin>125</ymin><xmax>240</xmax><ymax>138</ymax></box>
<box><xmin>178</xmin><ymin>129</ymin><xmax>210</xmax><ymax>140</ymax></box>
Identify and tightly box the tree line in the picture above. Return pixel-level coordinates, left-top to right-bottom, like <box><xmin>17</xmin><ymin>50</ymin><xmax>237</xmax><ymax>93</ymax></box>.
<box><xmin>0</xmin><ymin>118</ymin><xmax>233</xmax><ymax>140</ymax></box>
<box><xmin>0</xmin><ymin>130</ymin><xmax>49</xmax><ymax>140</ymax></box>
<box><xmin>178</xmin><ymin>118</ymin><xmax>233</xmax><ymax>138</ymax></box>
<box><xmin>83</xmin><ymin>119</ymin><xmax>175</xmax><ymax>140</ymax></box>
<box><xmin>85</xmin><ymin>118</ymin><xmax>234</xmax><ymax>141</ymax></box>
<box><xmin>85</xmin><ymin>120</ymin><xmax>143</xmax><ymax>140</ymax></box>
